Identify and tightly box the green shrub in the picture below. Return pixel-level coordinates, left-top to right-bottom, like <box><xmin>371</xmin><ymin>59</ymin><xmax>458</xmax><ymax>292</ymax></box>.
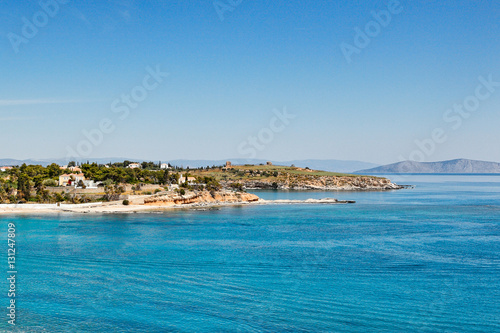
<box><xmin>122</xmin><ymin>199</ymin><xmax>130</xmax><ymax>205</ymax></box>
<box><xmin>42</xmin><ymin>179</ymin><xmax>58</xmax><ymax>187</ymax></box>
<box><xmin>230</xmin><ymin>183</ymin><xmax>244</xmax><ymax>191</ymax></box>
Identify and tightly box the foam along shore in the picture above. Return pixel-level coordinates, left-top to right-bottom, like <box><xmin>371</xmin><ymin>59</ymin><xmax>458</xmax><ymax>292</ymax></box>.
<box><xmin>0</xmin><ymin>197</ymin><xmax>355</xmax><ymax>215</ymax></box>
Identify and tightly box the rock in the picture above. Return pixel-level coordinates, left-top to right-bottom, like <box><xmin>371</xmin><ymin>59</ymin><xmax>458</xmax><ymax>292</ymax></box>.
<box><xmin>144</xmin><ymin>190</ymin><xmax>259</xmax><ymax>206</ymax></box>
<box><xmin>220</xmin><ymin>175</ymin><xmax>401</xmax><ymax>191</ymax></box>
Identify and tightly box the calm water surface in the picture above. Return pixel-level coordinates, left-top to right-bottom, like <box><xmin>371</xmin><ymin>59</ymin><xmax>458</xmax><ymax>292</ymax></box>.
<box><xmin>1</xmin><ymin>175</ymin><xmax>499</xmax><ymax>332</ymax></box>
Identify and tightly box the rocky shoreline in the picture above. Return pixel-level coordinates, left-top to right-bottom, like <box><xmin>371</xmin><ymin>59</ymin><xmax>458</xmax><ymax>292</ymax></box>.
<box><xmin>0</xmin><ymin>173</ymin><xmax>405</xmax><ymax>215</ymax></box>
<box><xmin>0</xmin><ymin>197</ymin><xmax>355</xmax><ymax>215</ymax></box>
<box><xmin>222</xmin><ymin>176</ymin><xmax>402</xmax><ymax>191</ymax></box>
<box><xmin>0</xmin><ymin>188</ymin><xmax>364</xmax><ymax>215</ymax></box>
<box><xmin>144</xmin><ymin>190</ymin><xmax>260</xmax><ymax>206</ymax></box>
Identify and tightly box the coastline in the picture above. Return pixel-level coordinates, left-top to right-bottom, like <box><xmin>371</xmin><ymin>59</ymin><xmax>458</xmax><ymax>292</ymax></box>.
<box><xmin>0</xmin><ymin>197</ymin><xmax>354</xmax><ymax>215</ymax></box>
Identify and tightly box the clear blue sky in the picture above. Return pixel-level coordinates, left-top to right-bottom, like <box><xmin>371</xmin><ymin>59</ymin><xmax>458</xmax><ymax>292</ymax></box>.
<box><xmin>1</xmin><ymin>0</ymin><xmax>499</xmax><ymax>164</ymax></box>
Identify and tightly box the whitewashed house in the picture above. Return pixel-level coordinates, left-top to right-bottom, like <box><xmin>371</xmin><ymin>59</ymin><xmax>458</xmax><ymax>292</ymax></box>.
<box><xmin>127</xmin><ymin>163</ymin><xmax>141</xmax><ymax>169</ymax></box>
<box><xmin>178</xmin><ymin>176</ymin><xmax>197</xmax><ymax>185</ymax></box>
<box><xmin>59</xmin><ymin>173</ymin><xmax>85</xmax><ymax>186</ymax></box>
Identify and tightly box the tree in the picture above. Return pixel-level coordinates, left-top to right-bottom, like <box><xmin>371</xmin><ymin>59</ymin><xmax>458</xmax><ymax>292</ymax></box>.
<box><xmin>104</xmin><ymin>185</ymin><xmax>123</xmax><ymax>201</ymax></box>
<box><xmin>35</xmin><ymin>182</ymin><xmax>50</xmax><ymax>203</ymax></box>
<box><xmin>68</xmin><ymin>161</ymin><xmax>76</xmax><ymax>167</ymax></box>
<box><xmin>17</xmin><ymin>173</ymin><xmax>31</xmax><ymax>201</ymax></box>
<box><xmin>205</xmin><ymin>178</ymin><xmax>221</xmax><ymax>192</ymax></box>
<box><xmin>162</xmin><ymin>169</ymin><xmax>170</xmax><ymax>185</ymax></box>
<box><xmin>47</xmin><ymin>163</ymin><xmax>62</xmax><ymax>178</ymax></box>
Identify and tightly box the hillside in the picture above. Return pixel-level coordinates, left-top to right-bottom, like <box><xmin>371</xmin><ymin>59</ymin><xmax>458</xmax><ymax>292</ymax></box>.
<box><xmin>357</xmin><ymin>159</ymin><xmax>500</xmax><ymax>174</ymax></box>
<box><xmin>189</xmin><ymin>165</ymin><xmax>401</xmax><ymax>190</ymax></box>
<box><xmin>169</xmin><ymin>159</ymin><xmax>378</xmax><ymax>173</ymax></box>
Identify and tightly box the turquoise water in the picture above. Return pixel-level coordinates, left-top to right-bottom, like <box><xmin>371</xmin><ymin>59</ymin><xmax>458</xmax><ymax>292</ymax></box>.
<box><xmin>1</xmin><ymin>175</ymin><xmax>500</xmax><ymax>332</ymax></box>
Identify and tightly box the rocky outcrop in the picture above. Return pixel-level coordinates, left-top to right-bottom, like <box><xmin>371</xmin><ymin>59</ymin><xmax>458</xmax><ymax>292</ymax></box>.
<box><xmin>144</xmin><ymin>190</ymin><xmax>259</xmax><ymax>206</ymax></box>
<box><xmin>221</xmin><ymin>175</ymin><xmax>401</xmax><ymax>191</ymax></box>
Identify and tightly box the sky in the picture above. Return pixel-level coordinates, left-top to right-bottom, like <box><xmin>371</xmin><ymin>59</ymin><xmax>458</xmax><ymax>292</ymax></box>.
<box><xmin>0</xmin><ymin>0</ymin><xmax>499</xmax><ymax>164</ymax></box>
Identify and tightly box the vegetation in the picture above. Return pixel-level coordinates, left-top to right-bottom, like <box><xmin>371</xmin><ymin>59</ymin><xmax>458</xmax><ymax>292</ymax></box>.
<box><xmin>0</xmin><ymin>161</ymin><xmax>379</xmax><ymax>204</ymax></box>
<box><xmin>180</xmin><ymin>164</ymin><xmax>366</xmax><ymax>183</ymax></box>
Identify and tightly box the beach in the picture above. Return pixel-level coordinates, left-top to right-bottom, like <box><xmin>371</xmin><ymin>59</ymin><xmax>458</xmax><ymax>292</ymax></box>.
<box><xmin>0</xmin><ymin>197</ymin><xmax>355</xmax><ymax>215</ymax></box>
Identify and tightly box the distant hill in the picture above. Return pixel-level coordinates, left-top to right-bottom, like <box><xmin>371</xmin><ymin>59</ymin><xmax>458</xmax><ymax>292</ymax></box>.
<box><xmin>169</xmin><ymin>159</ymin><xmax>379</xmax><ymax>173</ymax></box>
<box><xmin>0</xmin><ymin>158</ymin><xmax>51</xmax><ymax>166</ymax></box>
<box><xmin>356</xmin><ymin>159</ymin><xmax>500</xmax><ymax>174</ymax></box>
<box><xmin>0</xmin><ymin>158</ymin><xmax>378</xmax><ymax>173</ymax></box>
<box><xmin>0</xmin><ymin>158</ymin><xmax>132</xmax><ymax>167</ymax></box>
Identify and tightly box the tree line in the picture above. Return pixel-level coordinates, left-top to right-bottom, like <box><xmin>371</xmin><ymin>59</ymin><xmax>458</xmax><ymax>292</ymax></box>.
<box><xmin>0</xmin><ymin>162</ymin><xmax>224</xmax><ymax>204</ymax></box>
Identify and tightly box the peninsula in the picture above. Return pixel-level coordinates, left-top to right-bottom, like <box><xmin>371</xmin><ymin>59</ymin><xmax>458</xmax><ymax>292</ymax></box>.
<box><xmin>0</xmin><ymin>161</ymin><xmax>401</xmax><ymax>214</ymax></box>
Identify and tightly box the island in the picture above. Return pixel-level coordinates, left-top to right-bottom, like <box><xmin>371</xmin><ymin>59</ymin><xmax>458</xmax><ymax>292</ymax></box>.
<box><xmin>0</xmin><ymin>161</ymin><xmax>402</xmax><ymax>214</ymax></box>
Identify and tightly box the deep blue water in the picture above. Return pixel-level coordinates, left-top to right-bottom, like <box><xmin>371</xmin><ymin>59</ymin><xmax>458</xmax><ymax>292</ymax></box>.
<box><xmin>1</xmin><ymin>175</ymin><xmax>500</xmax><ymax>332</ymax></box>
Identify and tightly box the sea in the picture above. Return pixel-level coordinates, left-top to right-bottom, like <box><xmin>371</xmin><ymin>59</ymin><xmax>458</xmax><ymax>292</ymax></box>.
<box><xmin>1</xmin><ymin>174</ymin><xmax>499</xmax><ymax>332</ymax></box>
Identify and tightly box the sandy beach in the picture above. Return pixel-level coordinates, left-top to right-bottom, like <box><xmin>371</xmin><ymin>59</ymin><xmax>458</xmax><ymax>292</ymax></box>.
<box><xmin>0</xmin><ymin>198</ymin><xmax>353</xmax><ymax>215</ymax></box>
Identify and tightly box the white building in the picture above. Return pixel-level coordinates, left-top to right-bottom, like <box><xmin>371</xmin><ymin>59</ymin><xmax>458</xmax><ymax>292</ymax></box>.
<box><xmin>127</xmin><ymin>163</ymin><xmax>141</xmax><ymax>169</ymax></box>
<box><xmin>83</xmin><ymin>180</ymin><xmax>100</xmax><ymax>189</ymax></box>
<box><xmin>160</xmin><ymin>163</ymin><xmax>170</xmax><ymax>169</ymax></box>
<box><xmin>59</xmin><ymin>173</ymin><xmax>85</xmax><ymax>186</ymax></box>
<box><xmin>178</xmin><ymin>176</ymin><xmax>197</xmax><ymax>185</ymax></box>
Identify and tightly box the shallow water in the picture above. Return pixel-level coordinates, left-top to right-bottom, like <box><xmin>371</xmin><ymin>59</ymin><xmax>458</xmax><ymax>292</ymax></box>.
<box><xmin>1</xmin><ymin>175</ymin><xmax>499</xmax><ymax>332</ymax></box>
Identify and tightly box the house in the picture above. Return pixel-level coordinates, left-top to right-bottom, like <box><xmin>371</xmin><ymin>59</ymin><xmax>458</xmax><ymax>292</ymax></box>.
<box><xmin>127</xmin><ymin>163</ymin><xmax>141</xmax><ymax>169</ymax></box>
<box><xmin>266</xmin><ymin>161</ymin><xmax>273</xmax><ymax>166</ymax></box>
<box><xmin>59</xmin><ymin>165</ymin><xmax>68</xmax><ymax>170</ymax></box>
<box><xmin>178</xmin><ymin>176</ymin><xmax>197</xmax><ymax>185</ymax></box>
<box><xmin>160</xmin><ymin>163</ymin><xmax>170</xmax><ymax>169</ymax></box>
<box><xmin>0</xmin><ymin>166</ymin><xmax>13</xmax><ymax>172</ymax></box>
<box><xmin>68</xmin><ymin>166</ymin><xmax>82</xmax><ymax>173</ymax></box>
<box><xmin>59</xmin><ymin>173</ymin><xmax>85</xmax><ymax>186</ymax></box>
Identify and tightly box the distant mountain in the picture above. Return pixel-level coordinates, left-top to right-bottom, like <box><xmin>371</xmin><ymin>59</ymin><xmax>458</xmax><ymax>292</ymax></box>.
<box><xmin>0</xmin><ymin>158</ymin><xmax>51</xmax><ymax>166</ymax></box>
<box><xmin>0</xmin><ymin>157</ymin><xmax>132</xmax><ymax>167</ymax></box>
<box><xmin>356</xmin><ymin>159</ymin><xmax>500</xmax><ymax>174</ymax></box>
<box><xmin>0</xmin><ymin>158</ymin><xmax>378</xmax><ymax>173</ymax></box>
